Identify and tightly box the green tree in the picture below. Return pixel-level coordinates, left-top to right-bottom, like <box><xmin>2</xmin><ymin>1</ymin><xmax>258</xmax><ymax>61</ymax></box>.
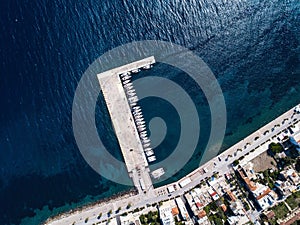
<box><xmin>233</xmin><ymin>160</ymin><xmax>239</xmax><ymax>166</ymax></box>
<box><xmin>269</xmin><ymin>142</ymin><xmax>283</xmax><ymax>154</ymax></box>
<box><xmin>139</xmin><ymin>215</ymin><xmax>147</xmax><ymax>224</ymax></box>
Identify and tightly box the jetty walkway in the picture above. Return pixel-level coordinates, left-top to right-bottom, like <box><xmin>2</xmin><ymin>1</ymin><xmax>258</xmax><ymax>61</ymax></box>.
<box><xmin>97</xmin><ymin>57</ymin><xmax>155</xmax><ymax>194</ymax></box>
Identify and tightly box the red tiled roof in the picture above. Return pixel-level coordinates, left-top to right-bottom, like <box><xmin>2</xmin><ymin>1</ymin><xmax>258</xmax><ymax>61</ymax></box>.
<box><xmin>198</xmin><ymin>210</ymin><xmax>206</xmax><ymax>218</ymax></box>
<box><xmin>256</xmin><ymin>188</ymin><xmax>271</xmax><ymax>200</ymax></box>
<box><xmin>244</xmin><ymin>178</ymin><xmax>257</xmax><ymax>191</ymax></box>
<box><xmin>172</xmin><ymin>207</ymin><xmax>179</xmax><ymax>216</ymax></box>
<box><xmin>211</xmin><ymin>192</ymin><xmax>217</xmax><ymax>197</ymax></box>
<box><xmin>220</xmin><ymin>204</ymin><xmax>227</xmax><ymax>212</ymax></box>
<box><xmin>196</xmin><ymin>202</ymin><xmax>203</xmax><ymax>208</ymax></box>
<box><xmin>227</xmin><ymin>190</ymin><xmax>237</xmax><ymax>202</ymax></box>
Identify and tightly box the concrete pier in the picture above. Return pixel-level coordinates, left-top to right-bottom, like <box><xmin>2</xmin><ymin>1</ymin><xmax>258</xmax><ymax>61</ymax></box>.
<box><xmin>97</xmin><ymin>57</ymin><xmax>155</xmax><ymax>193</ymax></box>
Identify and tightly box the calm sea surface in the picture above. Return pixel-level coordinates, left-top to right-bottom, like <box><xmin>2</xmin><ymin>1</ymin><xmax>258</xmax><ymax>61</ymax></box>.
<box><xmin>0</xmin><ymin>0</ymin><xmax>299</xmax><ymax>224</ymax></box>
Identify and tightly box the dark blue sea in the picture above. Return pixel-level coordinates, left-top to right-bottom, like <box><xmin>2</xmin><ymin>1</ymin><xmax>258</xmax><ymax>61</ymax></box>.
<box><xmin>0</xmin><ymin>0</ymin><xmax>299</xmax><ymax>224</ymax></box>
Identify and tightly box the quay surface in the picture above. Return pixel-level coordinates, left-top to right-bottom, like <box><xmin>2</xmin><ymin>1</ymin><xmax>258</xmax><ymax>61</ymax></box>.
<box><xmin>97</xmin><ymin>56</ymin><xmax>155</xmax><ymax>194</ymax></box>
<box><xmin>44</xmin><ymin>66</ymin><xmax>300</xmax><ymax>225</ymax></box>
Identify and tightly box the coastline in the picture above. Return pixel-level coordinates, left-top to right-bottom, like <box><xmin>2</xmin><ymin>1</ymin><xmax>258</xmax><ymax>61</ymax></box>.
<box><xmin>42</xmin><ymin>188</ymin><xmax>137</xmax><ymax>225</ymax></box>
<box><xmin>43</xmin><ymin>102</ymin><xmax>300</xmax><ymax>225</ymax></box>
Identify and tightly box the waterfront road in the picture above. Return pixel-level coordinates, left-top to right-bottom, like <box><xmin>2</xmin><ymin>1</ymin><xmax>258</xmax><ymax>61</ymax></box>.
<box><xmin>45</xmin><ymin>104</ymin><xmax>300</xmax><ymax>225</ymax></box>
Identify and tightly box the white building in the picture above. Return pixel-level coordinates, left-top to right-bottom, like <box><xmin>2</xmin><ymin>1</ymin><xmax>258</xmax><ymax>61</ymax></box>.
<box><xmin>275</xmin><ymin>180</ymin><xmax>295</xmax><ymax>196</ymax></box>
<box><xmin>227</xmin><ymin>215</ymin><xmax>249</xmax><ymax>225</ymax></box>
<box><xmin>120</xmin><ymin>212</ymin><xmax>141</xmax><ymax>225</ymax></box>
<box><xmin>252</xmin><ymin>183</ymin><xmax>277</xmax><ymax>210</ymax></box>
<box><xmin>228</xmin><ymin>201</ymin><xmax>250</xmax><ymax>224</ymax></box>
<box><xmin>197</xmin><ymin>216</ymin><xmax>211</xmax><ymax>225</ymax></box>
<box><xmin>175</xmin><ymin>197</ymin><xmax>189</xmax><ymax>221</ymax></box>
<box><xmin>208</xmin><ymin>188</ymin><xmax>220</xmax><ymax>201</ymax></box>
<box><xmin>159</xmin><ymin>200</ymin><xmax>177</xmax><ymax>225</ymax></box>
<box><xmin>179</xmin><ymin>178</ymin><xmax>191</xmax><ymax>188</ymax></box>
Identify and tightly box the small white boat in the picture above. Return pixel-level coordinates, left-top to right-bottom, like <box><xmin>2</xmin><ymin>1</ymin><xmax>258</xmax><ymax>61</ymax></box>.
<box><xmin>125</xmin><ymin>86</ymin><xmax>133</xmax><ymax>91</ymax></box>
<box><xmin>133</xmin><ymin>111</ymin><xmax>142</xmax><ymax>115</ymax></box>
<box><xmin>143</xmin><ymin>139</ymin><xmax>150</xmax><ymax>144</ymax></box>
<box><xmin>143</xmin><ymin>143</ymin><xmax>150</xmax><ymax>148</ymax></box>
<box><xmin>148</xmin><ymin>156</ymin><xmax>156</xmax><ymax>162</ymax></box>
<box><xmin>129</xmin><ymin>99</ymin><xmax>135</xmax><ymax>103</ymax></box>
<box><xmin>120</xmin><ymin>72</ymin><xmax>130</xmax><ymax>77</ymax></box>
<box><xmin>144</xmin><ymin>147</ymin><xmax>152</xmax><ymax>151</ymax></box>
<box><xmin>123</xmin><ymin>80</ymin><xmax>130</xmax><ymax>85</ymax></box>
<box><xmin>137</xmin><ymin>121</ymin><xmax>145</xmax><ymax>126</ymax></box>
<box><xmin>124</xmin><ymin>86</ymin><xmax>133</xmax><ymax>90</ymax></box>
<box><xmin>127</xmin><ymin>91</ymin><xmax>136</xmax><ymax>95</ymax></box>
<box><xmin>122</xmin><ymin>76</ymin><xmax>130</xmax><ymax>81</ymax></box>
<box><xmin>143</xmin><ymin>64</ymin><xmax>152</xmax><ymax>70</ymax></box>
<box><xmin>127</xmin><ymin>93</ymin><xmax>136</xmax><ymax>97</ymax></box>
<box><xmin>131</xmin><ymin>68</ymin><xmax>140</xmax><ymax>73</ymax></box>
<box><xmin>124</xmin><ymin>83</ymin><xmax>133</xmax><ymax>87</ymax></box>
<box><xmin>127</xmin><ymin>89</ymin><xmax>135</xmax><ymax>93</ymax></box>
<box><xmin>145</xmin><ymin>150</ymin><xmax>154</xmax><ymax>156</ymax></box>
<box><xmin>129</xmin><ymin>96</ymin><xmax>138</xmax><ymax>103</ymax></box>
<box><xmin>138</xmin><ymin>127</ymin><xmax>146</xmax><ymax>132</ymax></box>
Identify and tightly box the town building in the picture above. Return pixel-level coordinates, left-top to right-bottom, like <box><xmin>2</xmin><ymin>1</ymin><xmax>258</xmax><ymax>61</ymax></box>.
<box><xmin>175</xmin><ymin>197</ymin><xmax>189</xmax><ymax>221</ymax></box>
<box><xmin>120</xmin><ymin>212</ymin><xmax>141</xmax><ymax>225</ymax></box>
<box><xmin>197</xmin><ymin>209</ymin><xmax>210</xmax><ymax>225</ymax></box>
<box><xmin>237</xmin><ymin>165</ymin><xmax>277</xmax><ymax>211</ymax></box>
<box><xmin>159</xmin><ymin>200</ymin><xmax>178</xmax><ymax>225</ymax></box>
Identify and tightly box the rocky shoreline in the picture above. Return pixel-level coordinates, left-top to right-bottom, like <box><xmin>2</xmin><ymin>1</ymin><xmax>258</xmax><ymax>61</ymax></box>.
<box><xmin>42</xmin><ymin>188</ymin><xmax>138</xmax><ymax>225</ymax></box>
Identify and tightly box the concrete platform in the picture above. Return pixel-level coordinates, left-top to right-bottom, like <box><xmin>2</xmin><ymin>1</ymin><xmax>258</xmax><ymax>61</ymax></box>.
<box><xmin>97</xmin><ymin>57</ymin><xmax>155</xmax><ymax>193</ymax></box>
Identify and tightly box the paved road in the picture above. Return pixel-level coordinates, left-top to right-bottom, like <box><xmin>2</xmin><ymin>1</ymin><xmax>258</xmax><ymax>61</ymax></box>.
<box><xmin>45</xmin><ymin>105</ymin><xmax>300</xmax><ymax>225</ymax></box>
